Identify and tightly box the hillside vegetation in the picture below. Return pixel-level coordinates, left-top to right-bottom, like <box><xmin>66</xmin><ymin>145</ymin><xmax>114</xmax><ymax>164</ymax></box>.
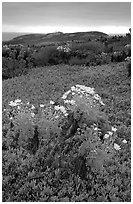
<box><xmin>2</xmin><ymin>62</ymin><xmax>131</xmax><ymax>201</ymax></box>
<box><xmin>2</xmin><ymin>29</ymin><xmax>131</xmax><ymax>202</ymax></box>
<box><xmin>3</xmin><ymin>31</ymin><xmax>108</xmax><ymax>45</ymax></box>
<box><xmin>2</xmin><ymin>32</ymin><xmax>131</xmax><ymax>80</ymax></box>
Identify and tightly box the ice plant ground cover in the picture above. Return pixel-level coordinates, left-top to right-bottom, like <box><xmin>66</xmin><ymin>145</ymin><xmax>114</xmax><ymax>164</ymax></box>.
<box><xmin>2</xmin><ymin>62</ymin><xmax>131</xmax><ymax>201</ymax></box>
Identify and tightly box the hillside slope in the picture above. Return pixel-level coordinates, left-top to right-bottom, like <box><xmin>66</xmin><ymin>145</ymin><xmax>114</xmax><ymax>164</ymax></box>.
<box><xmin>2</xmin><ymin>62</ymin><xmax>131</xmax><ymax>201</ymax></box>
<box><xmin>3</xmin><ymin>31</ymin><xmax>108</xmax><ymax>45</ymax></box>
<box><xmin>2</xmin><ymin>62</ymin><xmax>130</xmax><ymax>126</ymax></box>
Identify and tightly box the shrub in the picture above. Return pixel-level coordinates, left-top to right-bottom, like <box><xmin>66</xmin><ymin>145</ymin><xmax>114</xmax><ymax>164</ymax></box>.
<box><xmin>69</xmin><ymin>56</ymin><xmax>87</xmax><ymax>65</ymax></box>
<box><xmin>71</xmin><ymin>41</ymin><xmax>104</xmax><ymax>54</ymax></box>
<box><xmin>32</xmin><ymin>46</ymin><xmax>59</xmax><ymax>66</ymax></box>
<box><xmin>127</xmin><ymin>62</ymin><xmax>131</xmax><ymax>77</ymax></box>
<box><xmin>2</xmin><ymin>57</ymin><xmax>27</xmax><ymax>79</ymax></box>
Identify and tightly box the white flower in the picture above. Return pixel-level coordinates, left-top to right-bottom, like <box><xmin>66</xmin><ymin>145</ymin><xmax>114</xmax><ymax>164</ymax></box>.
<box><xmin>114</xmin><ymin>143</ymin><xmax>121</xmax><ymax>150</ymax></box>
<box><xmin>15</xmin><ymin>99</ymin><xmax>22</xmax><ymax>103</ymax></box>
<box><xmin>9</xmin><ymin>101</ymin><xmax>18</xmax><ymax>107</ymax></box>
<box><xmin>100</xmin><ymin>100</ymin><xmax>105</xmax><ymax>106</ymax></box>
<box><xmin>65</xmin><ymin>100</ymin><xmax>75</xmax><ymax>105</ymax></box>
<box><xmin>70</xmin><ymin>100</ymin><xmax>75</xmax><ymax>105</ymax></box>
<box><xmin>59</xmin><ymin>106</ymin><xmax>66</xmax><ymax>114</ymax></box>
<box><xmin>55</xmin><ymin>115</ymin><xmax>59</xmax><ymax>119</ymax></box>
<box><xmin>71</xmin><ymin>86</ymin><xmax>76</xmax><ymax>91</ymax></box>
<box><xmin>64</xmin><ymin>100</ymin><xmax>69</xmax><ymax>104</ymax></box>
<box><xmin>107</xmin><ymin>131</ymin><xmax>113</xmax><ymax>136</ymax></box>
<box><xmin>54</xmin><ymin>105</ymin><xmax>60</xmax><ymax>111</ymax></box>
<box><xmin>40</xmin><ymin>104</ymin><xmax>45</xmax><ymax>108</ymax></box>
<box><xmin>17</xmin><ymin>106</ymin><xmax>20</xmax><ymax>110</ymax></box>
<box><xmin>27</xmin><ymin>102</ymin><xmax>30</xmax><ymax>105</ymax></box>
<box><xmin>94</xmin><ymin>127</ymin><xmax>98</xmax><ymax>131</ymax></box>
<box><xmin>61</xmin><ymin>94</ymin><xmax>67</xmax><ymax>99</ymax></box>
<box><xmin>122</xmin><ymin>139</ymin><xmax>127</xmax><ymax>144</ymax></box>
<box><xmin>94</xmin><ymin>94</ymin><xmax>100</xmax><ymax>100</ymax></box>
<box><xmin>76</xmin><ymin>85</ymin><xmax>95</xmax><ymax>95</ymax></box>
<box><xmin>64</xmin><ymin>113</ymin><xmax>68</xmax><ymax>117</ymax></box>
<box><xmin>62</xmin><ymin>90</ymin><xmax>71</xmax><ymax>99</ymax></box>
<box><xmin>50</xmin><ymin>100</ymin><xmax>55</xmax><ymax>105</ymax></box>
<box><xmin>112</xmin><ymin>127</ymin><xmax>117</xmax><ymax>132</ymax></box>
<box><xmin>31</xmin><ymin>112</ymin><xmax>35</xmax><ymax>117</ymax></box>
<box><xmin>104</xmin><ymin>134</ymin><xmax>110</xmax><ymax>139</ymax></box>
<box><xmin>31</xmin><ymin>105</ymin><xmax>35</xmax><ymax>109</ymax></box>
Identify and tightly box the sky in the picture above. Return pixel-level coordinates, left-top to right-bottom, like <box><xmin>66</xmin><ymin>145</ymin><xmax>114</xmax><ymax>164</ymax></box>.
<box><xmin>2</xmin><ymin>2</ymin><xmax>131</xmax><ymax>34</ymax></box>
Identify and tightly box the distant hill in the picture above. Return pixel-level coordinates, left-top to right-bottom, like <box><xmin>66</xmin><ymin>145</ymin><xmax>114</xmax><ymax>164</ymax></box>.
<box><xmin>2</xmin><ymin>32</ymin><xmax>30</xmax><ymax>41</ymax></box>
<box><xmin>3</xmin><ymin>31</ymin><xmax>108</xmax><ymax>46</ymax></box>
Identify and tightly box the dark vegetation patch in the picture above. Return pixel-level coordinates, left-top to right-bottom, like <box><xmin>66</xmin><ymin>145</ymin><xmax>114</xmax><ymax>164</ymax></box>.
<box><xmin>2</xmin><ymin>33</ymin><xmax>131</xmax><ymax>80</ymax></box>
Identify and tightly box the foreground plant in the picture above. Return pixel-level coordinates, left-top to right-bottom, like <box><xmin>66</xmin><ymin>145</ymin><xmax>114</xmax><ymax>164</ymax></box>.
<box><xmin>2</xmin><ymin>85</ymin><xmax>130</xmax><ymax>201</ymax></box>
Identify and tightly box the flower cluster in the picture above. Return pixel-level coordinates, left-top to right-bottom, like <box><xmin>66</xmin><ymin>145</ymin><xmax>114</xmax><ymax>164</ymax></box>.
<box><xmin>61</xmin><ymin>84</ymin><xmax>105</xmax><ymax>107</ymax></box>
<box><xmin>57</xmin><ymin>44</ymin><xmax>71</xmax><ymax>53</ymax></box>
<box><xmin>5</xmin><ymin>99</ymin><xmax>39</xmax><ymax>125</ymax></box>
<box><xmin>125</xmin><ymin>56</ymin><xmax>131</xmax><ymax>62</ymax></box>
<box><xmin>3</xmin><ymin>85</ymin><xmax>128</xmax><ymax>154</ymax></box>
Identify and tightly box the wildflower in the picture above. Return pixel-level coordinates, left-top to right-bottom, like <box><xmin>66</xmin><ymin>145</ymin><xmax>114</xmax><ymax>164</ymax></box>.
<box><xmin>71</xmin><ymin>86</ymin><xmax>76</xmax><ymax>91</ymax></box>
<box><xmin>31</xmin><ymin>112</ymin><xmax>35</xmax><ymax>117</ymax></box>
<box><xmin>70</xmin><ymin>100</ymin><xmax>75</xmax><ymax>105</ymax></box>
<box><xmin>76</xmin><ymin>85</ymin><xmax>95</xmax><ymax>95</ymax></box>
<box><xmin>94</xmin><ymin>94</ymin><xmax>100</xmax><ymax>100</ymax></box>
<box><xmin>59</xmin><ymin>106</ymin><xmax>67</xmax><ymax>114</ymax></box>
<box><xmin>15</xmin><ymin>99</ymin><xmax>22</xmax><ymax>103</ymax></box>
<box><xmin>9</xmin><ymin>101</ymin><xmax>18</xmax><ymax>107</ymax></box>
<box><xmin>99</xmin><ymin>100</ymin><xmax>105</xmax><ymax>106</ymax></box>
<box><xmin>62</xmin><ymin>94</ymin><xmax>67</xmax><ymax>99</ymax></box>
<box><xmin>94</xmin><ymin>127</ymin><xmax>98</xmax><ymax>131</ymax></box>
<box><xmin>50</xmin><ymin>100</ymin><xmax>55</xmax><ymax>105</ymax></box>
<box><xmin>62</xmin><ymin>90</ymin><xmax>71</xmax><ymax>99</ymax></box>
<box><xmin>64</xmin><ymin>100</ymin><xmax>75</xmax><ymax>105</ymax></box>
<box><xmin>112</xmin><ymin>127</ymin><xmax>117</xmax><ymax>132</ymax></box>
<box><xmin>107</xmin><ymin>131</ymin><xmax>113</xmax><ymax>136</ymax></box>
<box><xmin>122</xmin><ymin>139</ymin><xmax>127</xmax><ymax>144</ymax></box>
<box><xmin>104</xmin><ymin>134</ymin><xmax>110</xmax><ymax>139</ymax></box>
<box><xmin>31</xmin><ymin>105</ymin><xmax>35</xmax><ymax>109</ymax></box>
<box><xmin>64</xmin><ymin>100</ymin><xmax>69</xmax><ymax>104</ymax></box>
<box><xmin>114</xmin><ymin>143</ymin><xmax>121</xmax><ymax>150</ymax></box>
<box><xmin>125</xmin><ymin>56</ymin><xmax>131</xmax><ymax>61</ymax></box>
<box><xmin>40</xmin><ymin>104</ymin><xmax>45</xmax><ymax>108</ymax></box>
<box><xmin>64</xmin><ymin>113</ymin><xmax>68</xmax><ymax>117</ymax></box>
<box><xmin>54</xmin><ymin>105</ymin><xmax>60</xmax><ymax>111</ymax></box>
<box><xmin>27</xmin><ymin>102</ymin><xmax>30</xmax><ymax>105</ymax></box>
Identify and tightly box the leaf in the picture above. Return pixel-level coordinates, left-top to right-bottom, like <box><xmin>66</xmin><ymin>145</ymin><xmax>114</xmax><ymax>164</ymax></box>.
<box><xmin>87</xmin><ymin>149</ymin><xmax>109</xmax><ymax>170</ymax></box>
<box><xmin>79</xmin><ymin>140</ymin><xmax>91</xmax><ymax>156</ymax></box>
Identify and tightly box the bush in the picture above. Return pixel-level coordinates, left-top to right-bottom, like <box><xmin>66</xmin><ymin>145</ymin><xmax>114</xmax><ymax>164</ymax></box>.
<box><xmin>2</xmin><ymin>57</ymin><xmax>27</xmax><ymax>79</ymax></box>
<box><xmin>71</xmin><ymin>41</ymin><xmax>104</xmax><ymax>55</ymax></box>
<box><xmin>127</xmin><ymin>62</ymin><xmax>131</xmax><ymax>77</ymax></box>
<box><xmin>32</xmin><ymin>46</ymin><xmax>59</xmax><ymax>66</ymax></box>
<box><xmin>69</xmin><ymin>56</ymin><xmax>87</xmax><ymax>65</ymax></box>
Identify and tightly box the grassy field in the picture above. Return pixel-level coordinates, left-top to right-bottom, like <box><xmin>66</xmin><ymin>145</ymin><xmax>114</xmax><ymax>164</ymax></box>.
<box><xmin>2</xmin><ymin>62</ymin><xmax>131</xmax><ymax>201</ymax></box>
<box><xmin>3</xmin><ymin>62</ymin><xmax>131</xmax><ymax>126</ymax></box>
